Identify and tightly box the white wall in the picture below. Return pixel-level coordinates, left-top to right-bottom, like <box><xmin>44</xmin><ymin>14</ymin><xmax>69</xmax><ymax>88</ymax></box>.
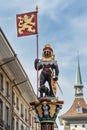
<box><xmin>70</xmin><ymin>124</ymin><xmax>87</xmax><ymax>130</ymax></box>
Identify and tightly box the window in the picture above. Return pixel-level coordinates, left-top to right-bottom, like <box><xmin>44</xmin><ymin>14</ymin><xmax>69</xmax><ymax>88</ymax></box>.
<box><xmin>32</xmin><ymin>116</ymin><xmax>34</xmax><ymax>129</ymax></box>
<box><xmin>21</xmin><ymin>124</ymin><xmax>24</xmax><ymax>130</ymax></box>
<box><xmin>16</xmin><ymin>97</ymin><xmax>19</xmax><ymax>110</ymax></box>
<box><xmin>21</xmin><ymin>104</ymin><xmax>24</xmax><ymax>117</ymax></box>
<box><xmin>13</xmin><ymin>91</ymin><xmax>15</xmax><ymax>105</ymax></box>
<box><xmin>6</xmin><ymin>81</ymin><xmax>10</xmax><ymax>98</ymax></box>
<box><xmin>12</xmin><ymin>117</ymin><xmax>14</xmax><ymax>130</ymax></box>
<box><xmin>29</xmin><ymin>113</ymin><xmax>31</xmax><ymax>125</ymax></box>
<box><xmin>16</xmin><ymin>121</ymin><xmax>19</xmax><ymax>130</ymax></box>
<box><xmin>0</xmin><ymin>99</ymin><xmax>3</xmax><ymax>120</ymax></box>
<box><xmin>77</xmin><ymin>102</ymin><xmax>82</xmax><ymax>113</ymax></box>
<box><xmin>5</xmin><ymin>106</ymin><xmax>9</xmax><ymax>125</ymax></box>
<box><xmin>0</xmin><ymin>73</ymin><xmax>3</xmax><ymax>91</ymax></box>
<box><xmin>5</xmin><ymin>106</ymin><xmax>10</xmax><ymax>130</ymax></box>
<box><xmin>25</xmin><ymin>108</ymin><xmax>27</xmax><ymax>121</ymax></box>
<box><xmin>0</xmin><ymin>100</ymin><xmax>4</xmax><ymax>127</ymax></box>
<box><xmin>77</xmin><ymin>106</ymin><xmax>82</xmax><ymax>113</ymax></box>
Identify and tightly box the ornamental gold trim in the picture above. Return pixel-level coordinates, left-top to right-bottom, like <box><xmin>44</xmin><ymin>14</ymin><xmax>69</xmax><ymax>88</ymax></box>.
<box><xmin>49</xmin><ymin>104</ymin><xmax>56</xmax><ymax>117</ymax></box>
<box><xmin>36</xmin><ymin>105</ymin><xmax>43</xmax><ymax>118</ymax></box>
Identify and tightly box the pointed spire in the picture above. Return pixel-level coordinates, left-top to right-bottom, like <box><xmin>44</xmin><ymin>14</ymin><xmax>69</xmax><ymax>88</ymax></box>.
<box><xmin>74</xmin><ymin>56</ymin><xmax>84</xmax><ymax>98</ymax></box>
<box><xmin>75</xmin><ymin>56</ymin><xmax>82</xmax><ymax>85</ymax></box>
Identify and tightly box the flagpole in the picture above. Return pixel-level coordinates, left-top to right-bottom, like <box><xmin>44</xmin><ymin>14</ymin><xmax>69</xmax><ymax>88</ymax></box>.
<box><xmin>16</xmin><ymin>8</ymin><xmax>39</xmax><ymax>96</ymax></box>
<box><xmin>36</xmin><ymin>5</ymin><xmax>39</xmax><ymax>97</ymax></box>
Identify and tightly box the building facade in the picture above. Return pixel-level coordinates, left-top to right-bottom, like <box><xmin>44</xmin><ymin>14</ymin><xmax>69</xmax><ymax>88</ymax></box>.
<box><xmin>0</xmin><ymin>28</ymin><xmax>40</xmax><ymax>130</ymax></box>
<box><xmin>59</xmin><ymin>57</ymin><xmax>87</xmax><ymax>130</ymax></box>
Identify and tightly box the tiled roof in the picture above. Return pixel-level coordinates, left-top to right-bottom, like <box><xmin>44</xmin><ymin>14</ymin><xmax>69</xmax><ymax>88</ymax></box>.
<box><xmin>60</xmin><ymin>98</ymin><xmax>87</xmax><ymax>118</ymax></box>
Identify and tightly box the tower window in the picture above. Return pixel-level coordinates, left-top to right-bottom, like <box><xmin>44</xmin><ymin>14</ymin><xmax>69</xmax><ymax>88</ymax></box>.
<box><xmin>77</xmin><ymin>106</ymin><xmax>82</xmax><ymax>113</ymax></box>
<box><xmin>77</xmin><ymin>102</ymin><xmax>82</xmax><ymax>113</ymax></box>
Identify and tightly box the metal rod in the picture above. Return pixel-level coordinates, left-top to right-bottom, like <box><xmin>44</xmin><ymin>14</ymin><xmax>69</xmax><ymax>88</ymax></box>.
<box><xmin>0</xmin><ymin>57</ymin><xmax>16</xmax><ymax>67</ymax></box>
<box><xmin>36</xmin><ymin>5</ymin><xmax>39</xmax><ymax>97</ymax></box>
<box><xmin>12</xmin><ymin>79</ymin><xmax>27</xmax><ymax>87</ymax></box>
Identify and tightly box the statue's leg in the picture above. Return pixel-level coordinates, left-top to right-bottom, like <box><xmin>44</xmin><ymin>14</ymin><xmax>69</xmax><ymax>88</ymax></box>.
<box><xmin>40</xmin><ymin>72</ymin><xmax>45</xmax><ymax>97</ymax></box>
<box><xmin>40</xmin><ymin>92</ymin><xmax>43</xmax><ymax>98</ymax></box>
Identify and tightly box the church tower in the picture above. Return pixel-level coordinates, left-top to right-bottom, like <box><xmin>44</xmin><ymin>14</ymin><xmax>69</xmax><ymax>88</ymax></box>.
<box><xmin>59</xmin><ymin>57</ymin><xmax>87</xmax><ymax>130</ymax></box>
<box><xmin>74</xmin><ymin>56</ymin><xmax>83</xmax><ymax>98</ymax></box>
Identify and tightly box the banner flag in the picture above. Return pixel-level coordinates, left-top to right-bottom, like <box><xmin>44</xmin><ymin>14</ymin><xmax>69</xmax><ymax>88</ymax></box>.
<box><xmin>16</xmin><ymin>12</ymin><xmax>37</xmax><ymax>37</ymax></box>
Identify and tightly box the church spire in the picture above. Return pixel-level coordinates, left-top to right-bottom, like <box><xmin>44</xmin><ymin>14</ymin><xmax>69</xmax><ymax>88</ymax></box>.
<box><xmin>75</xmin><ymin>56</ymin><xmax>82</xmax><ymax>85</ymax></box>
<box><xmin>74</xmin><ymin>56</ymin><xmax>84</xmax><ymax>97</ymax></box>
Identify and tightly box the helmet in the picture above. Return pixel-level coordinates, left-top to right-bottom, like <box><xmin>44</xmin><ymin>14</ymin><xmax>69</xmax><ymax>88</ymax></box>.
<box><xmin>42</xmin><ymin>44</ymin><xmax>54</xmax><ymax>61</ymax></box>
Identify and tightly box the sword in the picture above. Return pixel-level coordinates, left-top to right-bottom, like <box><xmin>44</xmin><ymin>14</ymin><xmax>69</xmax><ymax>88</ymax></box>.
<box><xmin>57</xmin><ymin>82</ymin><xmax>63</xmax><ymax>95</ymax></box>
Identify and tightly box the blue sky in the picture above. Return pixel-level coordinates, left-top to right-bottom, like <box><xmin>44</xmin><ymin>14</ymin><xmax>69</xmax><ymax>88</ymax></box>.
<box><xmin>0</xmin><ymin>0</ymin><xmax>87</xmax><ymax>129</ymax></box>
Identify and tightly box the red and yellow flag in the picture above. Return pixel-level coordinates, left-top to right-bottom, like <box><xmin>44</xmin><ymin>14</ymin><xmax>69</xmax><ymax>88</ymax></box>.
<box><xmin>16</xmin><ymin>12</ymin><xmax>37</xmax><ymax>37</ymax></box>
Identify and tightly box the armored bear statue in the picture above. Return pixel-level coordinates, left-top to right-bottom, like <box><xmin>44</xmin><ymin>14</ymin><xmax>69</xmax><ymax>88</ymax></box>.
<box><xmin>34</xmin><ymin>44</ymin><xmax>59</xmax><ymax>97</ymax></box>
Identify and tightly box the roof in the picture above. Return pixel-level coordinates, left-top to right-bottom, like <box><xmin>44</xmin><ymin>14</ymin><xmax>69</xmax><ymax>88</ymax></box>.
<box><xmin>59</xmin><ymin>98</ymin><xmax>87</xmax><ymax>120</ymax></box>
<box><xmin>0</xmin><ymin>27</ymin><xmax>37</xmax><ymax>102</ymax></box>
<box><xmin>59</xmin><ymin>57</ymin><xmax>87</xmax><ymax>125</ymax></box>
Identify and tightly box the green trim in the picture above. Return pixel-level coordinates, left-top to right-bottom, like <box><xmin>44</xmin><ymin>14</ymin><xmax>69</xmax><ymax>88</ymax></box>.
<box><xmin>75</xmin><ymin>93</ymin><xmax>83</xmax><ymax>97</ymax></box>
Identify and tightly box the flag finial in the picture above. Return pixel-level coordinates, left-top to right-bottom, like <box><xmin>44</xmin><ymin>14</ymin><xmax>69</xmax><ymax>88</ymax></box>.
<box><xmin>36</xmin><ymin>5</ymin><xmax>38</xmax><ymax>12</ymax></box>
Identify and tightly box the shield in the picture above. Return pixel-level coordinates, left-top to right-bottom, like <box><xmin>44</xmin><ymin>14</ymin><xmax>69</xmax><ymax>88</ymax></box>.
<box><xmin>51</xmin><ymin>76</ymin><xmax>57</xmax><ymax>97</ymax></box>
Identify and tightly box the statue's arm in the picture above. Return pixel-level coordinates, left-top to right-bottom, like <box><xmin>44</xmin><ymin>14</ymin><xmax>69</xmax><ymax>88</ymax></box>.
<box><xmin>34</xmin><ymin>59</ymin><xmax>43</xmax><ymax>70</ymax></box>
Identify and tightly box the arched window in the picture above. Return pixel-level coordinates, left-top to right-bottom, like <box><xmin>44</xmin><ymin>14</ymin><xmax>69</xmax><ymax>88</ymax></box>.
<box><xmin>77</xmin><ymin>102</ymin><xmax>82</xmax><ymax>113</ymax></box>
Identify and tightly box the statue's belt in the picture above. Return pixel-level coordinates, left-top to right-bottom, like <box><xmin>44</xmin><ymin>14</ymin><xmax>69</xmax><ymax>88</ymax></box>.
<box><xmin>43</xmin><ymin>67</ymin><xmax>51</xmax><ymax>72</ymax></box>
